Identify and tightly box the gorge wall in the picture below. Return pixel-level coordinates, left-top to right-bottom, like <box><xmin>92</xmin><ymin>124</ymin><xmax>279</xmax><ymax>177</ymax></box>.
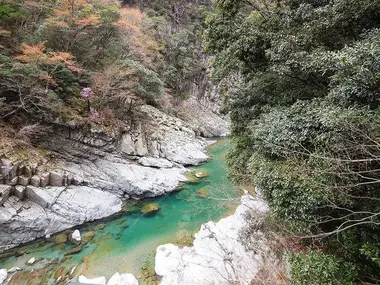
<box><xmin>0</xmin><ymin>93</ymin><xmax>227</xmax><ymax>252</ymax></box>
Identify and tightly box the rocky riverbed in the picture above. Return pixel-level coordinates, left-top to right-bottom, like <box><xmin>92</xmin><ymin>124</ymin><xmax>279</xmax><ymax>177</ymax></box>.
<box><xmin>155</xmin><ymin>195</ymin><xmax>269</xmax><ymax>285</ymax></box>
<box><xmin>0</xmin><ymin>101</ymin><xmax>221</xmax><ymax>252</ymax></box>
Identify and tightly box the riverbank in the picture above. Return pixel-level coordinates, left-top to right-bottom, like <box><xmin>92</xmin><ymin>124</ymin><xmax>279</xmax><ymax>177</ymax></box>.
<box><xmin>0</xmin><ymin>140</ymin><xmax>242</xmax><ymax>284</ymax></box>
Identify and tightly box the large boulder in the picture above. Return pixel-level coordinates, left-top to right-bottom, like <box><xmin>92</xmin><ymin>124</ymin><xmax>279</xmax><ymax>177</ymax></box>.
<box><xmin>78</xmin><ymin>275</ymin><xmax>106</xmax><ymax>284</ymax></box>
<box><xmin>0</xmin><ymin>268</ymin><xmax>7</xmax><ymax>284</ymax></box>
<box><xmin>69</xmin><ymin>229</ymin><xmax>81</xmax><ymax>245</ymax></box>
<box><xmin>107</xmin><ymin>272</ymin><xmax>139</xmax><ymax>285</ymax></box>
<box><xmin>155</xmin><ymin>196</ymin><xmax>269</xmax><ymax>285</ymax></box>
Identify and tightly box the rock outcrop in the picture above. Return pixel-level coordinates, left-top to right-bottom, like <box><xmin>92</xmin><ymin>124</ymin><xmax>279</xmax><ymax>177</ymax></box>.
<box><xmin>0</xmin><ymin>101</ymin><xmax>227</xmax><ymax>251</ymax></box>
<box><xmin>107</xmin><ymin>272</ymin><xmax>139</xmax><ymax>285</ymax></box>
<box><xmin>0</xmin><ymin>269</ymin><xmax>7</xmax><ymax>285</ymax></box>
<box><xmin>0</xmin><ymin>186</ymin><xmax>122</xmax><ymax>252</ymax></box>
<box><xmin>155</xmin><ymin>195</ymin><xmax>269</xmax><ymax>285</ymax></box>
<box><xmin>178</xmin><ymin>97</ymin><xmax>229</xmax><ymax>138</ymax></box>
<box><xmin>77</xmin><ymin>272</ymin><xmax>139</xmax><ymax>285</ymax></box>
<box><xmin>78</xmin><ymin>275</ymin><xmax>107</xmax><ymax>284</ymax></box>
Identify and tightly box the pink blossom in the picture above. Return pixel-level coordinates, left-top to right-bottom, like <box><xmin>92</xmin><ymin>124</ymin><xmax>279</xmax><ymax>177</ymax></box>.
<box><xmin>90</xmin><ymin>107</ymin><xmax>100</xmax><ymax>122</ymax></box>
<box><xmin>81</xmin><ymin>87</ymin><xmax>92</xmax><ymax>99</ymax></box>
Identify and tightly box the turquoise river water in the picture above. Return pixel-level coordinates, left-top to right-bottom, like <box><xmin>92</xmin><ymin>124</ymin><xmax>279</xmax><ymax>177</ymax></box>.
<box><xmin>0</xmin><ymin>140</ymin><xmax>243</xmax><ymax>284</ymax></box>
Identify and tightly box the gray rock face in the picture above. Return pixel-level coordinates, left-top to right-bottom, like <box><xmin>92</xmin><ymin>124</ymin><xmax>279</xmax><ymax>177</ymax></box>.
<box><xmin>0</xmin><ymin>186</ymin><xmax>122</xmax><ymax>252</ymax></box>
<box><xmin>0</xmin><ymin>185</ymin><xmax>11</xmax><ymax>206</ymax></box>
<box><xmin>59</xmin><ymin>159</ymin><xmax>188</xmax><ymax>198</ymax></box>
<box><xmin>0</xmin><ymin>101</ymin><xmax>227</xmax><ymax>252</ymax></box>
<box><xmin>178</xmin><ymin>97</ymin><xmax>229</xmax><ymax>138</ymax></box>
<box><xmin>30</xmin><ymin>176</ymin><xmax>40</xmax><ymax>187</ymax></box>
<box><xmin>18</xmin><ymin>176</ymin><xmax>30</xmax><ymax>186</ymax></box>
<box><xmin>155</xmin><ymin>196</ymin><xmax>269</xmax><ymax>285</ymax></box>
<box><xmin>138</xmin><ymin>157</ymin><xmax>173</xmax><ymax>168</ymax></box>
<box><xmin>49</xmin><ymin>171</ymin><xmax>64</xmax><ymax>186</ymax></box>
<box><xmin>13</xmin><ymin>186</ymin><xmax>25</xmax><ymax>200</ymax></box>
<box><xmin>25</xmin><ymin>186</ymin><xmax>65</xmax><ymax>208</ymax></box>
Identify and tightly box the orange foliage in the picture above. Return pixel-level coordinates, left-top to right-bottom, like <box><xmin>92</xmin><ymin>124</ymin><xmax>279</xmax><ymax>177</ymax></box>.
<box><xmin>15</xmin><ymin>42</ymin><xmax>47</xmax><ymax>63</ymax></box>
<box><xmin>48</xmin><ymin>0</ymin><xmax>100</xmax><ymax>29</ymax></box>
<box><xmin>116</xmin><ymin>7</ymin><xmax>160</xmax><ymax>67</ymax></box>
<box><xmin>14</xmin><ymin>42</ymin><xmax>84</xmax><ymax>73</ymax></box>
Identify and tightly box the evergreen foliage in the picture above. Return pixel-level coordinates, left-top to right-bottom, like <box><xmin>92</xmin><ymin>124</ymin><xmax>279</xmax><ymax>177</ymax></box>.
<box><xmin>205</xmin><ymin>0</ymin><xmax>380</xmax><ymax>283</ymax></box>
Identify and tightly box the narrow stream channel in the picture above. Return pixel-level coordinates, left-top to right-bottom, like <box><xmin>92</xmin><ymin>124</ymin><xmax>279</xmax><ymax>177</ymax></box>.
<box><xmin>0</xmin><ymin>139</ymin><xmax>242</xmax><ymax>284</ymax></box>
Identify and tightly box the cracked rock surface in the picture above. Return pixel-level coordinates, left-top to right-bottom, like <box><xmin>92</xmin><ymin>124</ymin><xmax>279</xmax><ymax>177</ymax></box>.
<box><xmin>0</xmin><ymin>186</ymin><xmax>122</xmax><ymax>252</ymax></box>
<box><xmin>155</xmin><ymin>195</ymin><xmax>269</xmax><ymax>285</ymax></box>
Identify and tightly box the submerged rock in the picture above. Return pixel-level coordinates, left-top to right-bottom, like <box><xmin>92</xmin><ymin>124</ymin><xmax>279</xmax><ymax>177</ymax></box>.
<box><xmin>196</xmin><ymin>187</ymin><xmax>209</xmax><ymax>198</ymax></box>
<box><xmin>93</xmin><ymin>224</ymin><xmax>106</xmax><ymax>231</ymax></box>
<box><xmin>140</xmin><ymin>203</ymin><xmax>160</xmax><ymax>215</ymax></box>
<box><xmin>155</xmin><ymin>195</ymin><xmax>269</xmax><ymax>285</ymax></box>
<box><xmin>107</xmin><ymin>272</ymin><xmax>139</xmax><ymax>285</ymax></box>
<box><xmin>64</xmin><ymin>231</ymin><xmax>94</xmax><ymax>256</ymax></box>
<box><xmin>53</xmin><ymin>233</ymin><xmax>68</xmax><ymax>245</ymax></box>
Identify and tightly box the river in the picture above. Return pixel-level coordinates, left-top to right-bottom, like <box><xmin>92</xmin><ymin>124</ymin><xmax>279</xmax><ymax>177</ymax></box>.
<box><xmin>0</xmin><ymin>140</ymin><xmax>241</xmax><ymax>284</ymax></box>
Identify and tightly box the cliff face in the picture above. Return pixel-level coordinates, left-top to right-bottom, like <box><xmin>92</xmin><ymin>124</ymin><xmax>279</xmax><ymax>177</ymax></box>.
<box><xmin>0</xmin><ymin>98</ymin><xmax>227</xmax><ymax>252</ymax></box>
<box><xmin>177</xmin><ymin>70</ymin><xmax>229</xmax><ymax>138</ymax></box>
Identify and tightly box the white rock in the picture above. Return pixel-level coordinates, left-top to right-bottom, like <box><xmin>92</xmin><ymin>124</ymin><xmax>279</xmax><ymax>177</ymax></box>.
<box><xmin>70</xmin><ymin>265</ymin><xmax>77</xmax><ymax>277</ymax></box>
<box><xmin>71</xmin><ymin>229</ymin><xmax>81</xmax><ymax>245</ymax></box>
<box><xmin>107</xmin><ymin>272</ymin><xmax>139</xmax><ymax>285</ymax></box>
<box><xmin>0</xmin><ymin>186</ymin><xmax>122</xmax><ymax>252</ymax></box>
<box><xmin>138</xmin><ymin>157</ymin><xmax>173</xmax><ymax>168</ymax></box>
<box><xmin>155</xmin><ymin>195</ymin><xmax>269</xmax><ymax>285</ymax></box>
<box><xmin>27</xmin><ymin>257</ymin><xmax>35</xmax><ymax>265</ymax></box>
<box><xmin>0</xmin><ymin>269</ymin><xmax>7</xmax><ymax>284</ymax></box>
<box><xmin>78</xmin><ymin>275</ymin><xmax>106</xmax><ymax>284</ymax></box>
<box><xmin>7</xmin><ymin>267</ymin><xmax>22</xmax><ymax>273</ymax></box>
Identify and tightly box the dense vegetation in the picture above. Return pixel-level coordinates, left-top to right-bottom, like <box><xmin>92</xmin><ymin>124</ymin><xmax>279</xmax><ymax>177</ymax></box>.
<box><xmin>205</xmin><ymin>0</ymin><xmax>380</xmax><ymax>283</ymax></box>
<box><xmin>0</xmin><ymin>0</ymin><xmax>210</xmax><ymax>150</ymax></box>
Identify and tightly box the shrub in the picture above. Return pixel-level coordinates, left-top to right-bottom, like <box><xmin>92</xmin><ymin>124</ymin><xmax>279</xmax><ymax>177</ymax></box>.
<box><xmin>288</xmin><ymin>251</ymin><xmax>357</xmax><ymax>285</ymax></box>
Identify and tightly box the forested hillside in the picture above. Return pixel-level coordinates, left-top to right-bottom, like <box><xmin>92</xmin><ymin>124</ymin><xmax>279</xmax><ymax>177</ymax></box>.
<box><xmin>0</xmin><ymin>0</ymin><xmax>210</xmax><ymax>154</ymax></box>
<box><xmin>205</xmin><ymin>0</ymin><xmax>380</xmax><ymax>283</ymax></box>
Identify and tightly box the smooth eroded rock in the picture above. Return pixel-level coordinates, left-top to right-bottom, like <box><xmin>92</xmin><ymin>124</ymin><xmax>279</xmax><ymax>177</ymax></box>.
<box><xmin>138</xmin><ymin>157</ymin><xmax>173</xmax><ymax>168</ymax></box>
<box><xmin>27</xmin><ymin>257</ymin><xmax>35</xmax><ymax>265</ymax></box>
<box><xmin>155</xmin><ymin>195</ymin><xmax>269</xmax><ymax>285</ymax></box>
<box><xmin>0</xmin><ymin>268</ymin><xmax>7</xmax><ymax>284</ymax></box>
<box><xmin>25</xmin><ymin>186</ymin><xmax>65</xmax><ymax>208</ymax></box>
<box><xmin>78</xmin><ymin>275</ymin><xmax>106</xmax><ymax>284</ymax></box>
<box><xmin>107</xmin><ymin>272</ymin><xmax>139</xmax><ymax>285</ymax></box>
<box><xmin>70</xmin><ymin>230</ymin><xmax>81</xmax><ymax>245</ymax></box>
<box><xmin>140</xmin><ymin>203</ymin><xmax>160</xmax><ymax>215</ymax></box>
